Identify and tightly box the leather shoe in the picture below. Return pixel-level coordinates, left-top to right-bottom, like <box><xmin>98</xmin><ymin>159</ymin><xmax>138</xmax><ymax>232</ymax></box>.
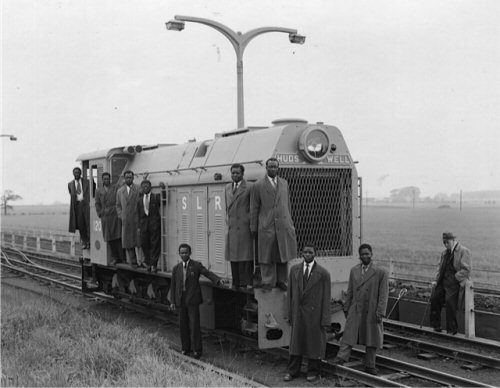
<box><xmin>364</xmin><ymin>366</ymin><xmax>378</xmax><ymax>375</ymax></box>
<box><xmin>433</xmin><ymin>327</ymin><xmax>442</xmax><ymax>332</ymax></box>
<box><xmin>283</xmin><ymin>373</ymin><xmax>294</xmax><ymax>382</ymax></box>
<box><xmin>306</xmin><ymin>374</ymin><xmax>318</xmax><ymax>382</ymax></box>
<box><xmin>193</xmin><ymin>352</ymin><xmax>201</xmax><ymax>359</ymax></box>
<box><xmin>181</xmin><ymin>350</ymin><xmax>191</xmax><ymax>356</ymax></box>
<box><xmin>447</xmin><ymin>329</ymin><xmax>458</xmax><ymax>335</ymax></box>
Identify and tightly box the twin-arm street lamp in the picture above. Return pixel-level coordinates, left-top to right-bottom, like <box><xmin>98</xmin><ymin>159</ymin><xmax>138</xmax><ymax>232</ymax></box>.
<box><xmin>0</xmin><ymin>134</ymin><xmax>17</xmax><ymax>141</ymax></box>
<box><xmin>166</xmin><ymin>15</ymin><xmax>305</xmax><ymax>129</ymax></box>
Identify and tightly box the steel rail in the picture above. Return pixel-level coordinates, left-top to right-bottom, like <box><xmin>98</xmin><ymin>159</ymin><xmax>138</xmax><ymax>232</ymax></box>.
<box><xmin>2</xmin><ymin>246</ymin><xmax>81</xmax><ymax>268</ymax></box>
<box><xmin>1</xmin><ymin>262</ymin><xmax>81</xmax><ymax>291</ymax></box>
<box><xmin>327</xmin><ymin>342</ymin><xmax>493</xmax><ymax>387</ymax></box>
<box><xmin>384</xmin><ymin>319</ymin><xmax>500</xmax><ymax>353</ymax></box>
<box><xmin>212</xmin><ymin>329</ymin><xmax>407</xmax><ymax>387</ymax></box>
<box><xmin>384</xmin><ymin>332</ymin><xmax>500</xmax><ymax>369</ymax></box>
<box><xmin>1</xmin><ymin>261</ymin><xmax>267</xmax><ymax>388</ymax></box>
<box><xmin>2</xmin><ymin>256</ymin><xmax>80</xmax><ymax>281</ymax></box>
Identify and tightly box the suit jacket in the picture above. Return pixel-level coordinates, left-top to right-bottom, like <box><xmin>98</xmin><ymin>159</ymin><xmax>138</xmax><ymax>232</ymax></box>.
<box><xmin>95</xmin><ymin>184</ymin><xmax>121</xmax><ymax>241</ymax></box>
<box><xmin>170</xmin><ymin>260</ymin><xmax>220</xmax><ymax>307</ymax></box>
<box><xmin>435</xmin><ymin>243</ymin><xmax>471</xmax><ymax>287</ymax></box>
<box><xmin>68</xmin><ymin>178</ymin><xmax>90</xmax><ymax>233</ymax></box>
<box><xmin>249</xmin><ymin>175</ymin><xmax>297</xmax><ymax>264</ymax></box>
<box><xmin>287</xmin><ymin>261</ymin><xmax>331</xmax><ymax>359</ymax></box>
<box><xmin>224</xmin><ymin>179</ymin><xmax>253</xmax><ymax>262</ymax></box>
<box><xmin>342</xmin><ymin>262</ymin><xmax>389</xmax><ymax>348</ymax></box>
<box><xmin>138</xmin><ymin>192</ymin><xmax>161</xmax><ymax>228</ymax></box>
<box><xmin>116</xmin><ymin>183</ymin><xmax>140</xmax><ymax>248</ymax></box>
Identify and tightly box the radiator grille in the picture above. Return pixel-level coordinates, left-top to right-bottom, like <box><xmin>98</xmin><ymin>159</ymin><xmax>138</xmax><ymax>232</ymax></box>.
<box><xmin>280</xmin><ymin>167</ymin><xmax>353</xmax><ymax>257</ymax></box>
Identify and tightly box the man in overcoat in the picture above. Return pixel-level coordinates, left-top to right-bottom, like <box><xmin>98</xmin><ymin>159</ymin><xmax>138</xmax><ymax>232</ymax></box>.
<box><xmin>116</xmin><ymin>170</ymin><xmax>140</xmax><ymax>266</ymax></box>
<box><xmin>68</xmin><ymin>167</ymin><xmax>90</xmax><ymax>249</ymax></box>
<box><xmin>284</xmin><ymin>244</ymin><xmax>331</xmax><ymax>383</ymax></box>
<box><xmin>250</xmin><ymin>158</ymin><xmax>297</xmax><ymax>290</ymax></box>
<box><xmin>170</xmin><ymin>243</ymin><xmax>223</xmax><ymax>359</ymax></box>
<box><xmin>225</xmin><ymin>163</ymin><xmax>254</xmax><ymax>288</ymax></box>
<box><xmin>95</xmin><ymin>172</ymin><xmax>122</xmax><ymax>264</ymax></box>
<box><xmin>333</xmin><ymin>243</ymin><xmax>389</xmax><ymax>375</ymax></box>
<box><xmin>137</xmin><ymin>179</ymin><xmax>162</xmax><ymax>272</ymax></box>
<box><xmin>430</xmin><ymin>232</ymin><xmax>471</xmax><ymax>334</ymax></box>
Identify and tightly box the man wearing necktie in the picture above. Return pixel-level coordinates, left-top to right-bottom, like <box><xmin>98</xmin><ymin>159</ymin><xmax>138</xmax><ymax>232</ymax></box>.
<box><xmin>333</xmin><ymin>243</ymin><xmax>389</xmax><ymax>375</ymax></box>
<box><xmin>95</xmin><ymin>172</ymin><xmax>122</xmax><ymax>265</ymax></box>
<box><xmin>137</xmin><ymin>179</ymin><xmax>163</xmax><ymax>272</ymax></box>
<box><xmin>224</xmin><ymin>163</ymin><xmax>254</xmax><ymax>288</ymax></box>
<box><xmin>284</xmin><ymin>244</ymin><xmax>331</xmax><ymax>383</ymax></box>
<box><xmin>68</xmin><ymin>167</ymin><xmax>90</xmax><ymax>249</ymax></box>
<box><xmin>429</xmin><ymin>232</ymin><xmax>471</xmax><ymax>335</ymax></box>
<box><xmin>170</xmin><ymin>244</ymin><xmax>224</xmax><ymax>359</ymax></box>
<box><xmin>116</xmin><ymin>170</ymin><xmax>140</xmax><ymax>267</ymax></box>
<box><xmin>250</xmin><ymin>158</ymin><xmax>297</xmax><ymax>291</ymax></box>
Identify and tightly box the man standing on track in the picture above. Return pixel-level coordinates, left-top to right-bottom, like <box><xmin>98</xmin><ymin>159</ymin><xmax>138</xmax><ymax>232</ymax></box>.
<box><xmin>116</xmin><ymin>170</ymin><xmax>140</xmax><ymax>267</ymax></box>
<box><xmin>284</xmin><ymin>243</ymin><xmax>331</xmax><ymax>383</ymax></box>
<box><xmin>170</xmin><ymin>243</ymin><xmax>224</xmax><ymax>359</ymax></box>
<box><xmin>68</xmin><ymin>167</ymin><xmax>90</xmax><ymax>250</ymax></box>
<box><xmin>95</xmin><ymin>172</ymin><xmax>123</xmax><ymax>265</ymax></box>
<box><xmin>225</xmin><ymin>163</ymin><xmax>254</xmax><ymax>288</ymax></box>
<box><xmin>250</xmin><ymin>157</ymin><xmax>297</xmax><ymax>291</ymax></box>
<box><xmin>430</xmin><ymin>232</ymin><xmax>471</xmax><ymax>335</ymax></box>
<box><xmin>333</xmin><ymin>243</ymin><xmax>389</xmax><ymax>375</ymax></box>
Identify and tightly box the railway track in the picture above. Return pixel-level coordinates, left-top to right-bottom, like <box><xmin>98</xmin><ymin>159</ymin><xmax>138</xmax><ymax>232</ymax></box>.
<box><xmin>2</xmin><ymin>246</ymin><xmax>499</xmax><ymax>387</ymax></box>
<box><xmin>0</xmin><ymin>247</ymin><xmax>265</xmax><ymax>388</ymax></box>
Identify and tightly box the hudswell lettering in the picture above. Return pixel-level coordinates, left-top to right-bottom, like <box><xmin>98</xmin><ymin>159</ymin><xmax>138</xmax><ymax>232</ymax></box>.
<box><xmin>275</xmin><ymin>153</ymin><xmax>300</xmax><ymax>164</ymax></box>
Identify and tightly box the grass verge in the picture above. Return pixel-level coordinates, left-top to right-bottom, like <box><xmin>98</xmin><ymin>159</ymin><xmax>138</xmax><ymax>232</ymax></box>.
<box><xmin>1</xmin><ymin>285</ymin><xmax>235</xmax><ymax>387</ymax></box>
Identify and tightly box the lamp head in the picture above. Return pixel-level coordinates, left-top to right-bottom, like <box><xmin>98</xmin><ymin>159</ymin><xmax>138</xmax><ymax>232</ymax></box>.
<box><xmin>289</xmin><ymin>33</ymin><xmax>306</xmax><ymax>44</ymax></box>
<box><xmin>166</xmin><ymin>20</ymin><xmax>185</xmax><ymax>31</ymax></box>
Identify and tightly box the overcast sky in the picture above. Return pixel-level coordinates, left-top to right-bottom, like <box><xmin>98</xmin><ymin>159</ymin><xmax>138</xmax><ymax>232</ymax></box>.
<box><xmin>2</xmin><ymin>0</ymin><xmax>499</xmax><ymax>205</ymax></box>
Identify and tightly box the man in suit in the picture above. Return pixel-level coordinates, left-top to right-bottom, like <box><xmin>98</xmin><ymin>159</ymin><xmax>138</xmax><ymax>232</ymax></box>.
<box><xmin>333</xmin><ymin>243</ymin><xmax>389</xmax><ymax>375</ymax></box>
<box><xmin>430</xmin><ymin>232</ymin><xmax>471</xmax><ymax>335</ymax></box>
<box><xmin>137</xmin><ymin>179</ymin><xmax>162</xmax><ymax>272</ymax></box>
<box><xmin>68</xmin><ymin>167</ymin><xmax>90</xmax><ymax>249</ymax></box>
<box><xmin>170</xmin><ymin>243</ymin><xmax>224</xmax><ymax>359</ymax></box>
<box><xmin>116</xmin><ymin>170</ymin><xmax>140</xmax><ymax>267</ymax></box>
<box><xmin>250</xmin><ymin>157</ymin><xmax>297</xmax><ymax>291</ymax></box>
<box><xmin>284</xmin><ymin>244</ymin><xmax>331</xmax><ymax>383</ymax></box>
<box><xmin>225</xmin><ymin>163</ymin><xmax>253</xmax><ymax>288</ymax></box>
<box><xmin>95</xmin><ymin>172</ymin><xmax>122</xmax><ymax>265</ymax></box>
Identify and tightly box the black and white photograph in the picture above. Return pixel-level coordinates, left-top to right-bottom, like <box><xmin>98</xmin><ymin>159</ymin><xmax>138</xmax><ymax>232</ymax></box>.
<box><xmin>2</xmin><ymin>0</ymin><xmax>499</xmax><ymax>386</ymax></box>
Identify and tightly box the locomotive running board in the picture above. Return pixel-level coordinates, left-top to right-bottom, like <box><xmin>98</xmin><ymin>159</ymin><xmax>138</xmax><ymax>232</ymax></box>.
<box><xmin>254</xmin><ymin>288</ymin><xmax>291</xmax><ymax>349</ymax></box>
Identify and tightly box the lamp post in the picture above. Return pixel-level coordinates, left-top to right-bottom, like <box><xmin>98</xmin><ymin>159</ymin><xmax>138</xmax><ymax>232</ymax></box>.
<box><xmin>166</xmin><ymin>15</ymin><xmax>305</xmax><ymax>129</ymax></box>
<box><xmin>0</xmin><ymin>134</ymin><xmax>17</xmax><ymax>141</ymax></box>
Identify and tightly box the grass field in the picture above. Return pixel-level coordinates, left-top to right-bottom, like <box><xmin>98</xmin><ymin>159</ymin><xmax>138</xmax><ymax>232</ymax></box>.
<box><xmin>2</xmin><ymin>204</ymin><xmax>499</xmax><ymax>287</ymax></box>
<box><xmin>0</xmin><ymin>285</ymin><xmax>235</xmax><ymax>387</ymax></box>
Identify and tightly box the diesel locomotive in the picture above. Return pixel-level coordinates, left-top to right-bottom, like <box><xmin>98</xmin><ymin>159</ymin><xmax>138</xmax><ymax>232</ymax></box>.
<box><xmin>79</xmin><ymin>118</ymin><xmax>361</xmax><ymax>349</ymax></box>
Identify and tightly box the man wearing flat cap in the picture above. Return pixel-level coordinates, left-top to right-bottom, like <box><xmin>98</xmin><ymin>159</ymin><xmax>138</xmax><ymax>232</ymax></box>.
<box><xmin>429</xmin><ymin>232</ymin><xmax>471</xmax><ymax>334</ymax></box>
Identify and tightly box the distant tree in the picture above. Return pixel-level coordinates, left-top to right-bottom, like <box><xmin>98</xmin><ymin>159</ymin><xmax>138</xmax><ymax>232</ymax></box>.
<box><xmin>1</xmin><ymin>190</ymin><xmax>22</xmax><ymax>215</ymax></box>
<box><xmin>389</xmin><ymin>186</ymin><xmax>421</xmax><ymax>202</ymax></box>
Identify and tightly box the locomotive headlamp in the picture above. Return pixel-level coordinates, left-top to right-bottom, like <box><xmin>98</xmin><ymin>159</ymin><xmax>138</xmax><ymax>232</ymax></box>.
<box><xmin>165</xmin><ymin>20</ymin><xmax>185</xmax><ymax>31</ymax></box>
<box><xmin>298</xmin><ymin>127</ymin><xmax>331</xmax><ymax>162</ymax></box>
<box><xmin>289</xmin><ymin>33</ymin><xmax>306</xmax><ymax>44</ymax></box>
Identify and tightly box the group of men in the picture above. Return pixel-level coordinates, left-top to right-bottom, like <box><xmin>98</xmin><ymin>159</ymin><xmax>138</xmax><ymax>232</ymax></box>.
<box><xmin>69</xmin><ymin>161</ymin><xmax>471</xmax><ymax>380</ymax></box>
<box><xmin>68</xmin><ymin>168</ymin><xmax>163</xmax><ymax>271</ymax></box>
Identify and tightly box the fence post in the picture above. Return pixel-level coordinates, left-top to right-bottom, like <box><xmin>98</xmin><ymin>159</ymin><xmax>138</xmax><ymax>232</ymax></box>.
<box><xmin>464</xmin><ymin>279</ymin><xmax>475</xmax><ymax>338</ymax></box>
<box><xmin>70</xmin><ymin>236</ymin><xmax>76</xmax><ymax>257</ymax></box>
